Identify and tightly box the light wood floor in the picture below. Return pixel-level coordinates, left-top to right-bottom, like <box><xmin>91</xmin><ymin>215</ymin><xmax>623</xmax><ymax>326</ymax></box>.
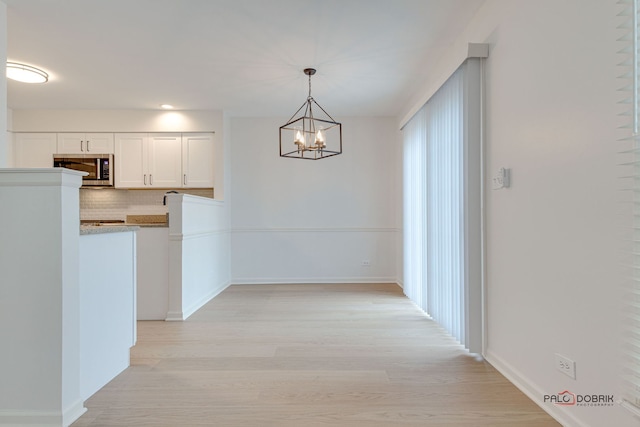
<box><xmin>72</xmin><ymin>283</ymin><xmax>559</xmax><ymax>426</ymax></box>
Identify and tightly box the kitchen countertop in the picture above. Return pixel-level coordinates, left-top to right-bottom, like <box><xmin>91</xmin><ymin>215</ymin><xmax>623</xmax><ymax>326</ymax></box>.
<box><xmin>80</xmin><ymin>217</ymin><xmax>169</xmax><ymax>233</ymax></box>
<box><xmin>80</xmin><ymin>225</ymin><xmax>141</xmax><ymax>235</ymax></box>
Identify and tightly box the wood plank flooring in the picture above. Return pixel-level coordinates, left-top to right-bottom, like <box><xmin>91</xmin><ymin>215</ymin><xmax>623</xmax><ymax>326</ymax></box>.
<box><xmin>72</xmin><ymin>283</ymin><xmax>559</xmax><ymax>426</ymax></box>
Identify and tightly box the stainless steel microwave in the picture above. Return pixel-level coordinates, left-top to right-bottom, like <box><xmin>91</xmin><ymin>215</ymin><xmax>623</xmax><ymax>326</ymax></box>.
<box><xmin>53</xmin><ymin>154</ymin><xmax>114</xmax><ymax>187</ymax></box>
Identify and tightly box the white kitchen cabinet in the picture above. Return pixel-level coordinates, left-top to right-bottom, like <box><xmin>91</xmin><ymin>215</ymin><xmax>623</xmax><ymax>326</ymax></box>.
<box><xmin>136</xmin><ymin>227</ymin><xmax>170</xmax><ymax>320</ymax></box>
<box><xmin>149</xmin><ymin>133</ymin><xmax>183</xmax><ymax>187</ymax></box>
<box><xmin>115</xmin><ymin>133</ymin><xmax>182</xmax><ymax>188</ymax></box>
<box><xmin>14</xmin><ymin>133</ymin><xmax>57</xmax><ymax>167</ymax></box>
<box><xmin>182</xmin><ymin>133</ymin><xmax>214</xmax><ymax>187</ymax></box>
<box><xmin>58</xmin><ymin>133</ymin><xmax>114</xmax><ymax>154</ymax></box>
<box><xmin>115</xmin><ymin>133</ymin><xmax>146</xmax><ymax>187</ymax></box>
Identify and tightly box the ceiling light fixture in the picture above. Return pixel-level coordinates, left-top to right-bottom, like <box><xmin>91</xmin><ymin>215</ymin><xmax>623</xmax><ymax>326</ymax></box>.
<box><xmin>280</xmin><ymin>68</ymin><xmax>342</xmax><ymax>160</ymax></box>
<box><xmin>160</xmin><ymin>104</ymin><xmax>174</xmax><ymax>109</ymax></box>
<box><xmin>6</xmin><ymin>62</ymin><xmax>48</xmax><ymax>83</ymax></box>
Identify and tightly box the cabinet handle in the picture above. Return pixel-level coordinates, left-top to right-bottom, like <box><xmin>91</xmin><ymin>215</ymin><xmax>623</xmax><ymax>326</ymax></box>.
<box><xmin>87</xmin><ymin>140</ymin><xmax>90</xmax><ymax>152</ymax></box>
<box><xmin>184</xmin><ymin>174</ymin><xmax>187</xmax><ymax>185</ymax></box>
<box><xmin>144</xmin><ymin>174</ymin><xmax>147</xmax><ymax>185</ymax></box>
<box><xmin>80</xmin><ymin>141</ymin><xmax>84</xmax><ymax>152</ymax></box>
<box><xmin>150</xmin><ymin>174</ymin><xmax>153</xmax><ymax>185</ymax></box>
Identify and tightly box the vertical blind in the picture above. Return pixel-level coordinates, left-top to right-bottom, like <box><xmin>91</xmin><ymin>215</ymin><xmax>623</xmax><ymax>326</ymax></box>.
<box><xmin>621</xmin><ymin>0</ymin><xmax>640</xmax><ymax>415</ymax></box>
<box><xmin>402</xmin><ymin>59</ymin><xmax>483</xmax><ymax>353</ymax></box>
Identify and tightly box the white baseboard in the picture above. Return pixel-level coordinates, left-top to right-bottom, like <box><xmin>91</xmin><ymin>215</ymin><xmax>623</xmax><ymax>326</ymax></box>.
<box><xmin>231</xmin><ymin>276</ymin><xmax>399</xmax><ymax>285</ymax></box>
<box><xmin>164</xmin><ymin>310</ymin><xmax>185</xmax><ymax>322</ymax></box>
<box><xmin>485</xmin><ymin>349</ymin><xmax>586</xmax><ymax>427</ymax></box>
<box><xmin>182</xmin><ymin>281</ymin><xmax>231</xmax><ymax>319</ymax></box>
<box><xmin>63</xmin><ymin>399</ymin><xmax>87</xmax><ymax>427</ymax></box>
<box><xmin>165</xmin><ymin>281</ymin><xmax>231</xmax><ymax>321</ymax></box>
<box><xmin>0</xmin><ymin>399</ymin><xmax>86</xmax><ymax>427</ymax></box>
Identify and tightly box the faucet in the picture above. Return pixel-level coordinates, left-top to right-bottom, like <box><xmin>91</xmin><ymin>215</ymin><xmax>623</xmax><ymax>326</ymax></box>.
<box><xmin>163</xmin><ymin>191</ymin><xmax>179</xmax><ymax>206</ymax></box>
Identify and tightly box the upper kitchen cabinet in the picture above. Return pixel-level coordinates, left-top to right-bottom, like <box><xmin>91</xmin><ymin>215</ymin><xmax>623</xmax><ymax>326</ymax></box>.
<box><xmin>115</xmin><ymin>133</ymin><xmax>146</xmax><ymax>187</ymax></box>
<box><xmin>182</xmin><ymin>133</ymin><xmax>214</xmax><ymax>188</ymax></box>
<box><xmin>57</xmin><ymin>133</ymin><xmax>114</xmax><ymax>154</ymax></box>
<box><xmin>115</xmin><ymin>133</ymin><xmax>182</xmax><ymax>188</ymax></box>
<box><xmin>14</xmin><ymin>133</ymin><xmax>57</xmax><ymax>167</ymax></box>
<box><xmin>148</xmin><ymin>134</ymin><xmax>183</xmax><ymax>188</ymax></box>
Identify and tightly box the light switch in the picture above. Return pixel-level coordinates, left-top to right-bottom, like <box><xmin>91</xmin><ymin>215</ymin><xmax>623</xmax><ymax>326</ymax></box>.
<box><xmin>492</xmin><ymin>167</ymin><xmax>510</xmax><ymax>190</ymax></box>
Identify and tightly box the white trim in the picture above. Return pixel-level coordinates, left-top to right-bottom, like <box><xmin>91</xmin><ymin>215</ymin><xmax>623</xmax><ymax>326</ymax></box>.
<box><xmin>0</xmin><ymin>399</ymin><xmax>86</xmax><ymax>427</ymax></box>
<box><xmin>485</xmin><ymin>350</ymin><xmax>586</xmax><ymax>427</ymax></box>
<box><xmin>166</xmin><ymin>281</ymin><xmax>231</xmax><ymax>321</ymax></box>
<box><xmin>181</xmin><ymin>281</ymin><xmax>231</xmax><ymax>319</ymax></box>
<box><xmin>63</xmin><ymin>399</ymin><xmax>87</xmax><ymax>427</ymax></box>
<box><xmin>232</xmin><ymin>277</ymin><xmax>399</xmax><ymax>285</ymax></box>
<box><xmin>164</xmin><ymin>310</ymin><xmax>185</xmax><ymax>322</ymax></box>
<box><xmin>169</xmin><ymin>229</ymin><xmax>229</xmax><ymax>241</ymax></box>
<box><xmin>232</xmin><ymin>227</ymin><xmax>399</xmax><ymax>233</ymax></box>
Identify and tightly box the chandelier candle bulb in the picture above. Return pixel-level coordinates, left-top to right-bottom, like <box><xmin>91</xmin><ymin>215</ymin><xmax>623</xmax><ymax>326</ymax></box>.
<box><xmin>315</xmin><ymin>129</ymin><xmax>326</xmax><ymax>148</ymax></box>
<box><xmin>294</xmin><ymin>130</ymin><xmax>306</xmax><ymax>148</ymax></box>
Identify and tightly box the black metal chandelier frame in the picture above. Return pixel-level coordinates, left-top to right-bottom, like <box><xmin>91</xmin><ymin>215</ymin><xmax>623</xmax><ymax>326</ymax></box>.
<box><xmin>279</xmin><ymin>68</ymin><xmax>342</xmax><ymax>160</ymax></box>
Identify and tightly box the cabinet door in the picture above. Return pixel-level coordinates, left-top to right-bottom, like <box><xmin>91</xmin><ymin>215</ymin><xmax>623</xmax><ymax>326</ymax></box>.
<box><xmin>85</xmin><ymin>133</ymin><xmax>114</xmax><ymax>154</ymax></box>
<box><xmin>14</xmin><ymin>133</ymin><xmax>57</xmax><ymax>167</ymax></box>
<box><xmin>182</xmin><ymin>133</ymin><xmax>214</xmax><ymax>188</ymax></box>
<box><xmin>136</xmin><ymin>228</ymin><xmax>170</xmax><ymax>320</ymax></box>
<box><xmin>57</xmin><ymin>133</ymin><xmax>114</xmax><ymax>154</ymax></box>
<box><xmin>57</xmin><ymin>133</ymin><xmax>85</xmax><ymax>154</ymax></box>
<box><xmin>115</xmin><ymin>133</ymin><xmax>147</xmax><ymax>188</ymax></box>
<box><xmin>148</xmin><ymin>134</ymin><xmax>182</xmax><ymax>188</ymax></box>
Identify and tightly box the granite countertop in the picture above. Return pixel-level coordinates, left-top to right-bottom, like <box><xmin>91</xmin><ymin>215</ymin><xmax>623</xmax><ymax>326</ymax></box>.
<box><xmin>80</xmin><ymin>215</ymin><xmax>169</xmax><ymax>232</ymax></box>
<box><xmin>80</xmin><ymin>225</ymin><xmax>141</xmax><ymax>235</ymax></box>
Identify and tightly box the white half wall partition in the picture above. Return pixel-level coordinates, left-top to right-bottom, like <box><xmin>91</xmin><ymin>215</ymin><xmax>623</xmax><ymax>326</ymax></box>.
<box><xmin>166</xmin><ymin>194</ymin><xmax>230</xmax><ymax>320</ymax></box>
<box><xmin>0</xmin><ymin>169</ymin><xmax>86</xmax><ymax>427</ymax></box>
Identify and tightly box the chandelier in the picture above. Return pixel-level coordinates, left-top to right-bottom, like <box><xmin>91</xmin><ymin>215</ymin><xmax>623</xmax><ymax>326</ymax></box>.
<box><xmin>279</xmin><ymin>68</ymin><xmax>342</xmax><ymax>160</ymax></box>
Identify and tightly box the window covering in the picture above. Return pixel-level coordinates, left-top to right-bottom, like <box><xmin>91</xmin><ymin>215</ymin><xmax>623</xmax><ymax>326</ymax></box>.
<box><xmin>402</xmin><ymin>59</ymin><xmax>483</xmax><ymax>353</ymax></box>
<box><xmin>621</xmin><ymin>0</ymin><xmax>640</xmax><ymax>415</ymax></box>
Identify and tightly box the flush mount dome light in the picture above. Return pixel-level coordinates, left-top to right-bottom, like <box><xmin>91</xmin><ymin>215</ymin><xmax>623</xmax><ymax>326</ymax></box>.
<box><xmin>279</xmin><ymin>68</ymin><xmax>342</xmax><ymax>160</ymax></box>
<box><xmin>6</xmin><ymin>62</ymin><xmax>48</xmax><ymax>83</ymax></box>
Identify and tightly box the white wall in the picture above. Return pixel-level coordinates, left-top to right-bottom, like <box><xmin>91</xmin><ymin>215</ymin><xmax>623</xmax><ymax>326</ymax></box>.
<box><xmin>10</xmin><ymin>109</ymin><xmax>221</xmax><ymax>133</ymax></box>
<box><xmin>230</xmin><ymin>116</ymin><xmax>400</xmax><ymax>284</ymax></box>
<box><xmin>407</xmin><ymin>1</ymin><xmax>633</xmax><ymax>426</ymax></box>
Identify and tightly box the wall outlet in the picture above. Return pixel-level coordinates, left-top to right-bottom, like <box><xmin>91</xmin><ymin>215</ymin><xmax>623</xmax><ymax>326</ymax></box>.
<box><xmin>555</xmin><ymin>353</ymin><xmax>576</xmax><ymax>379</ymax></box>
<box><xmin>361</xmin><ymin>260</ymin><xmax>371</xmax><ymax>267</ymax></box>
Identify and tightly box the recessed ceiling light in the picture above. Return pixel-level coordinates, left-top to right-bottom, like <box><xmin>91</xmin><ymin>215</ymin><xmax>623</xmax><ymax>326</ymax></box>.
<box><xmin>6</xmin><ymin>62</ymin><xmax>48</xmax><ymax>83</ymax></box>
<box><xmin>160</xmin><ymin>104</ymin><xmax>174</xmax><ymax>109</ymax></box>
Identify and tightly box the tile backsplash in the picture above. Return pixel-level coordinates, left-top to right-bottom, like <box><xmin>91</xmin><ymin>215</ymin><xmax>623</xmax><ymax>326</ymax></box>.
<box><xmin>80</xmin><ymin>188</ymin><xmax>214</xmax><ymax>221</ymax></box>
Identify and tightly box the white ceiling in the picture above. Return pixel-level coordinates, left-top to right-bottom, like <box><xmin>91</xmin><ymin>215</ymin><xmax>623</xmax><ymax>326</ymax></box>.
<box><xmin>4</xmin><ymin>0</ymin><xmax>484</xmax><ymax>117</ymax></box>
